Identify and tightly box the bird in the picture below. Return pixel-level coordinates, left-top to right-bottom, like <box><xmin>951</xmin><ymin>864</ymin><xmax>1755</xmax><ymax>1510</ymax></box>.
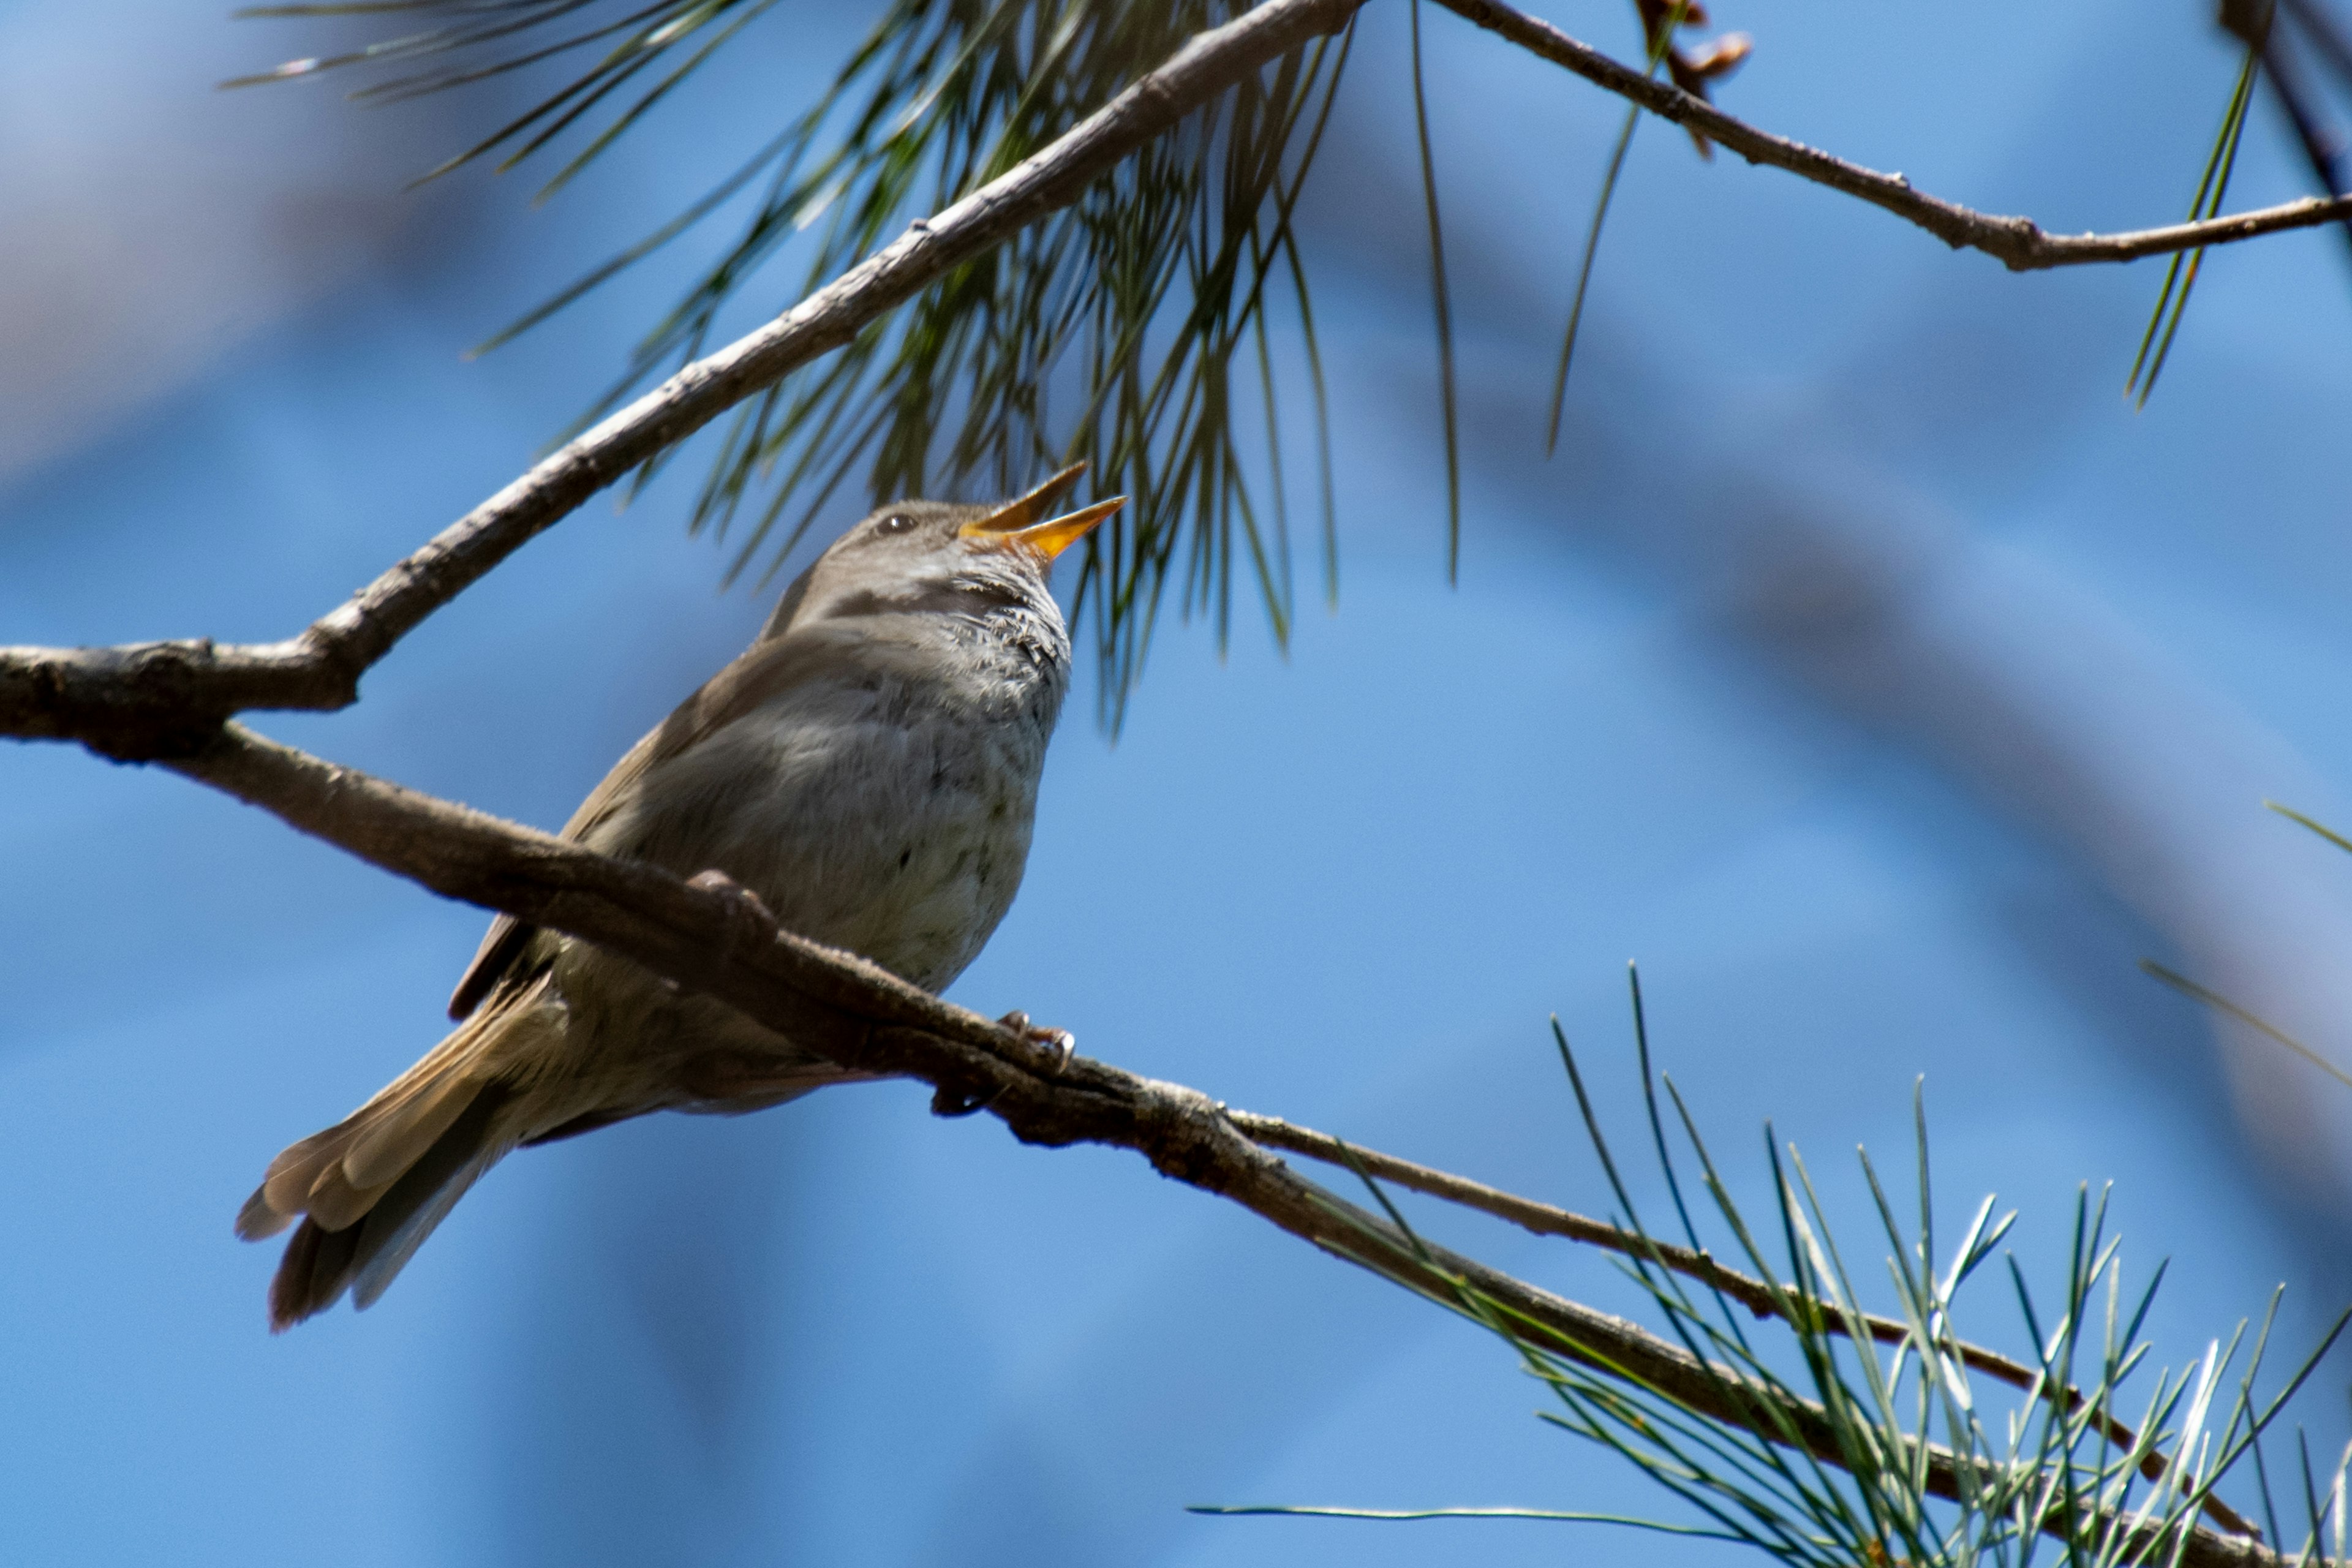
<box><xmin>236</xmin><ymin>465</ymin><xmax>1124</xmax><ymax>1330</ymax></box>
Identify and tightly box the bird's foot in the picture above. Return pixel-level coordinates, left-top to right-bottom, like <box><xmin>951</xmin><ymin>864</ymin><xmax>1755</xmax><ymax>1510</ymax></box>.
<box><xmin>997</xmin><ymin>1010</ymin><xmax>1077</xmax><ymax>1076</ymax></box>
<box><xmin>930</xmin><ymin>1082</ymin><xmax>1000</xmax><ymax>1118</ymax></box>
<box><xmin>930</xmin><ymin>1013</ymin><xmax>1071</xmax><ymax>1118</ymax></box>
<box><xmin>688</xmin><ymin>869</ymin><xmax>777</xmax><ymax>956</ymax></box>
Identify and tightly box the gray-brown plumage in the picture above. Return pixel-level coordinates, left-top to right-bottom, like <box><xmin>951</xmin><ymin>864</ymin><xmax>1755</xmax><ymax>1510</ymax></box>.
<box><xmin>236</xmin><ymin>468</ymin><xmax>1123</xmax><ymax>1330</ymax></box>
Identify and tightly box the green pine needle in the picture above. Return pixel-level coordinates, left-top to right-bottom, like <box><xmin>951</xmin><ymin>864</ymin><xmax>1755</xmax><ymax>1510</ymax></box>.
<box><xmin>2140</xmin><ymin>958</ymin><xmax>2352</xmax><ymax>1094</ymax></box>
<box><xmin>2127</xmin><ymin>42</ymin><xmax>2260</xmax><ymax>407</ymax></box>
<box><xmin>1408</xmin><ymin>0</ymin><xmax>1462</xmax><ymax>582</ymax></box>
<box><xmin>234</xmin><ymin>0</ymin><xmax>1357</xmax><ymax>724</ymax></box>
<box><xmin>1545</xmin><ymin>0</ymin><xmax>1689</xmax><ymax>453</ymax></box>
<box><xmin>1189</xmin><ymin>1503</ymin><xmax>1748</xmax><ymax>1536</ymax></box>
<box><xmin>1313</xmin><ymin>1005</ymin><xmax>2352</xmax><ymax>1568</ymax></box>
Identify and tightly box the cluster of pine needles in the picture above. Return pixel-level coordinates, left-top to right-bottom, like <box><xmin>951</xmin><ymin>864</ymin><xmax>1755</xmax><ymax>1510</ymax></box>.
<box><xmin>226</xmin><ymin>1</ymin><xmax>2339</xmax><ymax>711</ymax></box>
<box><xmin>233</xmin><ymin>0</ymin><xmax>1360</xmax><ymax>718</ymax></box>
<box><xmin>1210</xmin><ymin>988</ymin><xmax>2352</xmax><ymax>1567</ymax></box>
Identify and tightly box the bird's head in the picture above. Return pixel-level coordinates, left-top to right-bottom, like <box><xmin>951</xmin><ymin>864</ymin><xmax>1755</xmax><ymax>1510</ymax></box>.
<box><xmin>761</xmin><ymin>464</ymin><xmax>1125</xmax><ymax>641</ymax></box>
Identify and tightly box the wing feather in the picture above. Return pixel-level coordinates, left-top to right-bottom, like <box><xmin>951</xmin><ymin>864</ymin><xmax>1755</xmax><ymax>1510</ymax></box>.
<box><xmin>446</xmin><ymin>633</ymin><xmax>835</xmax><ymax>1017</ymax></box>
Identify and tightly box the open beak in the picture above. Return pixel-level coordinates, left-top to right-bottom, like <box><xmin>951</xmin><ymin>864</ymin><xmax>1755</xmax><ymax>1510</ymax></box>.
<box><xmin>959</xmin><ymin>492</ymin><xmax>1126</xmax><ymax>562</ymax></box>
<box><xmin>963</xmin><ymin>461</ymin><xmax>1088</xmax><ymax>535</ymax></box>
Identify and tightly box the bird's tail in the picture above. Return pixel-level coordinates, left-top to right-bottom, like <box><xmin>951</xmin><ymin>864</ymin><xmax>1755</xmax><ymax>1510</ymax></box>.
<box><xmin>235</xmin><ymin>978</ymin><xmax>562</xmax><ymax>1331</ymax></box>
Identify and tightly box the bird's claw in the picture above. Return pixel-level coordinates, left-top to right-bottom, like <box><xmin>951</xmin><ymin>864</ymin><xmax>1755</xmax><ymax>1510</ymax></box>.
<box><xmin>932</xmin><ymin>1013</ymin><xmax>1069</xmax><ymax>1118</ymax></box>
<box><xmin>930</xmin><ymin>1082</ymin><xmax>1000</xmax><ymax>1118</ymax></box>
<box><xmin>688</xmin><ymin>869</ymin><xmax>777</xmax><ymax>956</ymax></box>
<box><xmin>997</xmin><ymin>1009</ymin><xmax>1076</xmax><ymax>1076</ymax></box>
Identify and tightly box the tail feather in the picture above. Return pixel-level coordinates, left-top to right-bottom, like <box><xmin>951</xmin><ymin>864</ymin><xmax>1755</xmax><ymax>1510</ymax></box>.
<box><xmin>270</xmin><ymin>1215</ymin><xmax>362</xmax><ymax>1327</ymax></box>
<box><xmin>240</xmin><ymin>1006</ymin><xmax>508</xmax><ymax>1240</ymax></box>
<box><xmin>241</xmin><ymin>978</ymin><xmax>560</xmax><ymax>1329</ymax></box>
<box><xmin>352</xmin><ymin>1104</ymin><xmax>513</xmax><ymax>1311</ymax></box>
<box><xmin>341</xmin><ymin>1065</ymin><xmax>486</xmax><ymax>1193</ymax></box>
<box><xmin>268</xmin><ymin>1087</ymin><xmax>511</xmax><ymax>1331</ymax></box>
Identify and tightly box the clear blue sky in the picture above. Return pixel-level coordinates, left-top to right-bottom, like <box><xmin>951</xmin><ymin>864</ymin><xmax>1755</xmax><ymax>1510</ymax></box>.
<box><xmin>5</xmin><ymin>2</ymin><xmax>2352</xmax><ymax>1564</ymax></box>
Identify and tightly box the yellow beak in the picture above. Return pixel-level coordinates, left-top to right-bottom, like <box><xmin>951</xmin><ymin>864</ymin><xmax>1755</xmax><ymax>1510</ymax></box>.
<box><xmin>959</xmin><ymin>493</ymin><xmax>1126</xmax><ymax>561</ymax></box>
<box><xmin>962</xmin><ymin>462</ymin><xmax>1089</xmax><ymax>535</ymax></box>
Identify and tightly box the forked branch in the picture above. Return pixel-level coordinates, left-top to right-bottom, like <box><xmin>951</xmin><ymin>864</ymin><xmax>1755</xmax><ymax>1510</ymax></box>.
<box><xmin>13</xmin><ymin>0</ymin><xmax>2351</xmax><ymax>760</ymax></box>
<box><xmin>1435</xmin><ymin>0</ymin><xmax>2352</xmax><ymax>270</ymax></box>
<box><xmin>0</xmin><ymin>0</ymin><xmax>1370</xmax><ymax>760</ymax></box>
<box><xmin>158</xmin><ymin>720</ymin><xmax>2286</xmax><ymax>1568</ymax></box>
<box><xmin>1231</xmin><ymin>1107</ymin><xmax>2260</xmax><ymax>1536</ymax></box>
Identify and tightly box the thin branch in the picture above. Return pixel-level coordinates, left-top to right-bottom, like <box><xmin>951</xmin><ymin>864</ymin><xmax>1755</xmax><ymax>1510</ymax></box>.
<box><xmin>143</xmin><ymin>720</ymin><xmax>2290</xmax><ymax>1568</ymax></box>
<box><xmin>0</xmin><ymin>0</ymin><xmax>1370</xmax><ymax>760</ymax></box>
<box><xmin>1227</xmin><ymin>1106</ymin><xmax>2261</xmax><ymax>1537</ymax></box>
<box><xmin>1433</xmin><ymin>0</ymin><xmax>2352</xmax><ymax>271</ymax></box>
<box><xmin>19</xmin><ymin>0</ymin><xmax>2352</xmax><ymax>761</ymax></box>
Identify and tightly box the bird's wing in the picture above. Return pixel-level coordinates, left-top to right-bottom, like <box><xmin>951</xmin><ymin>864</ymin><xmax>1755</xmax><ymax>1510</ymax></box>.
<box><xmin>446</xmin><ymin>635</ymin><xmax>838</xmax><ymax>1019</ymax></box>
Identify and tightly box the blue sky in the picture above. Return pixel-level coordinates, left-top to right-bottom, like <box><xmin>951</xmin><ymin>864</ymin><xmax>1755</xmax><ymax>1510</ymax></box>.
<box><xmin>6</xmin><ymin>2</ymin><xmax>2352</xmax><ymax>1564</ymax></box>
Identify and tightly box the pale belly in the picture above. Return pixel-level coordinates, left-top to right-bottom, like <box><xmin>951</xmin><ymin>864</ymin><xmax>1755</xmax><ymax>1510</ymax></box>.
<box><xmin>584</xmin><ymin>690</ymin><xmax>1049</xmax><ymax>993</ymax></box>
<box><xmin>485</xmin><ymin>612</ymin><xmax>1068</xmax><ymax>1129</ymax></box>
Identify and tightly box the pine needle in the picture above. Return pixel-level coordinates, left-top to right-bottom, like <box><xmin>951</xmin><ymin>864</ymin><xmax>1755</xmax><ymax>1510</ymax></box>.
<box><xmin>2140</xmin><ymin>958</ymin><xmax>2352</xmax><ymax>1093</ymax></box>
<box><xmin>2126</xmin><ymin>43</ymin><xmax>2260</xmax><ymax>407</ymax></box>
<box><xmin>1409</xmin><ymin>0</ymin><xmax>1462</xmax><ymax>582</ymax></box>
<box><xmin>1545</xmin><ymin>0</ymin><xmax>1691</xmax><ymax>453</ymax></box>
<box><xmin>233</xmin><ymin>1</ymin><xmax>1357</xmax><ymax>720</ymax></box>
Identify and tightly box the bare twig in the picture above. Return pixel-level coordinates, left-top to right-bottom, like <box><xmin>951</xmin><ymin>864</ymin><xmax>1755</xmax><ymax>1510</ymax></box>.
<box><xmin>145</xmin><ymin>720</ymin><xmax>2286</xmax><ymax>1567</ymax></box>
<box><xmin>1434</xmin><ymin>0</ymin><xmax>2352</xmax><ymax>271</ymax></box>
<box><xmin>0</xmin><ymin>0</ymin><xmax>1369</xmax><ymax>760</ymax></box>
<box><xmin>1229</xmin><ymin>1107</ymin><xmax>2261</xmax><ymax>1537</ymax></box>
<box><xmin>15</xmin><ymin>0</ymin><xmax>2350</xmax><ymax>760</ymax></box>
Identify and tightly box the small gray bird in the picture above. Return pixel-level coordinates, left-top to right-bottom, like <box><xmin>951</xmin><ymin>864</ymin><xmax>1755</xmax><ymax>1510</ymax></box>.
<box><xmin>237</xmin><ymin>466</ymin><xmax>1123</xmax><ymax>1330</ymax></box>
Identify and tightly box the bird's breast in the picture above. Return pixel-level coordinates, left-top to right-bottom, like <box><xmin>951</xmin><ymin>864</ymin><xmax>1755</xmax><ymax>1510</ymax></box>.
<box><xmin>595</xmin><ymin>654</ymin><xmax>1064</xmax><ymax>993</ymax></box>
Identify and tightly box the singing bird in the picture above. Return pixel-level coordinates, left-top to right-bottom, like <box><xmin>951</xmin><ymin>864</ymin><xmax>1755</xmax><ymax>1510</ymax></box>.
<box><xmin>237</xmin><ymin>467</ymin><xmax>1123</xmax><ymax>1330</ymax></box>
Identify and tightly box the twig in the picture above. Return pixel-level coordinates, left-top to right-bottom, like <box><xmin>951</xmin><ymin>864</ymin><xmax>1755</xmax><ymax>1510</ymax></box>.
<box><xmin>151</xmin><ymin>720</ymin><xmax>2289</xmax><ymax>1567</ymax></box>
<box><xmin>1227</xmin><ymin>1106</ymin><xmax>2261</xmax><ymax>1537</ymax></box>
<box><xmin>0</xmin><ymin>0</ymin><xmax>1370</xmax><ymax>761</ymax></box>
<box><xmin>15</xmin><ymin>0</ymin><xmax>2352</xmax><ymax>759</ymax></box>
<box><xmin>1433</xmin><ymin>0</ymin><xmax>2352</xmax><ymax>271</ymax></box>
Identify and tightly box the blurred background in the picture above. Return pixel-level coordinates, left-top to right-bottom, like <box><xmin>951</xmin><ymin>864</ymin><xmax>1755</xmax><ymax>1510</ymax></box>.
<box><xmin>6</xmin><ymin>1</ymin><xmax>2352</xmax><ymax>1563</ymax></box>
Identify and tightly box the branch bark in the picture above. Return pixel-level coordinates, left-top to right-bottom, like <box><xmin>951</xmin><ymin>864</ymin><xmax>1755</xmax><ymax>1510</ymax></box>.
<box><xmin>1232</xmin><ymin>1107</ymin><xmax>2261</xmax><ymax>1537</ymax></box>
<box><xmin>0</xmin><ymin>0</ymin><xmax>1370</xmax><ymax>760</ymax></box>
<box><xmin>1434</xmin><ymin>0</ymin><xmax>2352</xmax><ymax>270</ymax></box>
<box><xmin>159</xmin><ymin>720</ymin><xmax>2286</xmax><ymax>1568</ymax></box>
<box><xmin>12</xmin><ymin>0</ymin><xmax>2345</xmax><ymax>758</ymax></box>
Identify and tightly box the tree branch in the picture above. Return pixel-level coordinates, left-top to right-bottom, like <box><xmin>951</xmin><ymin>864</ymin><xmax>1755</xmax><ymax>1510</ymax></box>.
<box><xmin>1434</xmin><ymin>0</ymin><xmax>2352</xmax><ymax>270</ymax></box>
<box><xmin>1230</xmin><ymin>1106</ymin><xmax>2260</xmax><ymax>1537</ymax></box>
<box><xmin>0</xmin><ymin>0</ymin><xmax>1370</xmax><ymax>760</ymax></box>
<box><xmin>15</xmin><ymin>0</ymin><xmax>2350</xmax><ymax>760</ymax></box>
<box><xmin>6</xmin><ymin>4</ymin><xmax>2343</xmax><ymax>1545</ymax></box>
<box><xmin>154</xmin><ymin>720</ymin><xmax>2287</xmax><ymax>1568</ymax></box>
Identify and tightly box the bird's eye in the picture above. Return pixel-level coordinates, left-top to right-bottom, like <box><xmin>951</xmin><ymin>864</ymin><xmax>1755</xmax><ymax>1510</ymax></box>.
<box><xmin>875</xmin><ymin>514</ymin><xmax>916</xmax><ymax>536</ymax></box>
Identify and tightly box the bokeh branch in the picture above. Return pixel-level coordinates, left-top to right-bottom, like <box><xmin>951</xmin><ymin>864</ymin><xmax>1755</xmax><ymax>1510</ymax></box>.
<box><xmin>1436</xmin><ymin>0</ymin><xmax>2352</xmax><ymax>270</ymax></box>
